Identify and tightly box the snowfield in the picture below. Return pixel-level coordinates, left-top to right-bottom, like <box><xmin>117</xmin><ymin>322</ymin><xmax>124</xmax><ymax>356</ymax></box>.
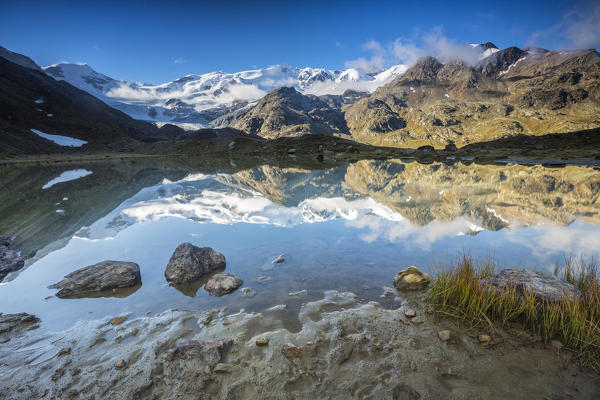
<box><xmin>42</xmin><ymin>62</ymin><xmax>408</xmax><ymax>126</ymax></box>
<box><xmin>30</xmin><ymin>129</ymin><xmax>88</xmax><ymax>147</ymax></box>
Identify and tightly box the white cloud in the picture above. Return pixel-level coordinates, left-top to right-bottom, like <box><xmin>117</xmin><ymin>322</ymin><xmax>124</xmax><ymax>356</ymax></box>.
<box><xmin>174</xmin><ymin>57</ymin><xmax>187</xmax><ymax>64</ymax></box>
<box><xmin>529</xmin><ymin>6</ymin><xmax>600</xmax><ymax>50</ymax></box>
<box><xmin>564</xmin><ymin>6</ymin><xmax>600</xmax><ymax>49</ymax></box>
<box><xmin>345</xmin><ymin>27</ymin><xmax>484</xmax><ymax>73</ymax></box>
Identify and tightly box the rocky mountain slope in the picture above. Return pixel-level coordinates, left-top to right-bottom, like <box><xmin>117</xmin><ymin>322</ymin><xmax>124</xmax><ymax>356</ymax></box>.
<box><xmin>219</xmin><ymin>87</ymin><xmax>349</xmax><ymax>139</ymax></box>
<box><xmin>42</xmin><ymin>61</ymin><xmax>408</xmax><ymax>127</ymax></box>
<box><xmin>0</xmin><ymin>55</ymin><xmax>187</xmax><ymax>155</ymax></box>
<box><xmin>344</xmin><ymin>47</ymin><xmax>600</xmax><ymax>147</ymax></box>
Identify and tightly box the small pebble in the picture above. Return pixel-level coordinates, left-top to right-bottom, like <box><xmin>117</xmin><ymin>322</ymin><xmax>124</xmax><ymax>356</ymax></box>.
<box><xmin>110</xmin><ymin>316</ymin><xmax>127</xmax><ymax>325</ymax></box>
<box><xmin>256</xmin><ymin>337</ymin><xmax>269</xmax><ymax>346</ymax></box>
<box><xmin>272</xmin><ymin>255</ymin><xmax>285</xmax><ymax>264</ymax></box>
<box><xmin>478</xmin><ymin>334</ymin><xmax>491</xmax><ymax>343</ymax></box>
<box><xmin>115</xmin><ymin>359</ymin><xmax>126</xmax><ymax>369</ymax></box>
<box><xmin>404</xmin><ymin>308</ymin><xmax>417</xmax><ymax>318</ymax></box>
<box><xmin>57</xmin><ymin>347</ymin><xmax>71</xmax><ymax>357</ymax></box>
<box><xmin>213</xmin><ymin>363</ymin><xmax>232</xmax><ymax>373</ymax></box>
<box><xmin>438</xmin><ymin>330</ymin><xmax>451</xmax><ymax>341</ymax></box>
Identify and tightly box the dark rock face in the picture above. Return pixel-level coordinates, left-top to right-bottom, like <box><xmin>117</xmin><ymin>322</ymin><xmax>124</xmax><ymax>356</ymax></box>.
<box><xmin>165</xmin><ymin>243</ymin><xmax>226</xmax><ymax>284</ymax></box>
<box><xmin>477</xmin><ymin>46</ymin><xmax>527</xmax><ymax>77</ymax></box>
<box><xmin>485</xmin><ymin>269</ymin><xmax>581</xmax><ymax>302</ymax></box>
<box><xmin>227</xmin><ymin>87</ymin><xmax>349</xmax><ymax>139</ymax></box>
<box><xmin>0</xmin><ymin>312</ymin><xmax>40</xmax><ymax>342</ymax></box>
<box><xmin>49</xmin><ymin>261</ymin><xmax>141</xmax><ymax>298</ymax></box>
<box><xmin>204</xmin><ymin>273</ymin><xmax>243</xmax><ymax>296</ymax></box>
<box><xmin>0</xmin><ymin>236</ymin><xmax>25</xmax><ymax>282</ymax></box>
<box><xmin>397</xmin><ymin>56</ymin><xmax>444</xmax><ymax>85</ymax></box>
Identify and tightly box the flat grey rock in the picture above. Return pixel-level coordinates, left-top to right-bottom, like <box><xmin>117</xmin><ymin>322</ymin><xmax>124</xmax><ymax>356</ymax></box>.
<box><xmin>485</xmin><ymin>269</ymin><xmax>581</xmax><ymax>303</ymax></box>
<box><xmin>49</xmin><ymin>261</ymin><xmax>141</xmax><ymax>298</ymax></box>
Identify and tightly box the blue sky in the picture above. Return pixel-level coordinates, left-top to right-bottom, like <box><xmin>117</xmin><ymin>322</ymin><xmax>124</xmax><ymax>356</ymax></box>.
<box><xmin>1</xmin><ymin>0</ymin><xmax>598</xmax><ymax>83</ymax></box>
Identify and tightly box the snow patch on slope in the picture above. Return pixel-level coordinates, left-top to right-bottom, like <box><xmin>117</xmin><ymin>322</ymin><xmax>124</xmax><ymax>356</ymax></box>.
<box><xmin>30</xmin><ymin>129</ymin><xmax>88</xmax><ymax>147</ymax></box>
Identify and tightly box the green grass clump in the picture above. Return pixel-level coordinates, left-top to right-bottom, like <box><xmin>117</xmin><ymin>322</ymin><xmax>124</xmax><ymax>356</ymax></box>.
<box><xmin>427</xmin><ymin>254</ymin><xmax>600</xmax><ymax>371</ymax></box>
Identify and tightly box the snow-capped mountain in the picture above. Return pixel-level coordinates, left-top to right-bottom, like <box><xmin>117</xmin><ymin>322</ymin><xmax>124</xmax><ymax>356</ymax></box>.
<box><xmin>42</xmin><ymin>62</ymin><xmax>409</xmax><ymax>128</ymax></box>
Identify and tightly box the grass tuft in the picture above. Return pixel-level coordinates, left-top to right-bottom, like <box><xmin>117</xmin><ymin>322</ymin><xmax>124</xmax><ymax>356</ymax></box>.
<box><xmin>427</xmin><ymin>254</ymin><xmax>600</xmax><ymax>371</ymax></box>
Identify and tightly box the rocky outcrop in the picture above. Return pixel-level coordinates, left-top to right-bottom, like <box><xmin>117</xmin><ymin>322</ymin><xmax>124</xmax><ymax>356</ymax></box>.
<box><xmin>204</xmin><ymin>273</ymin><xmax>243</xmax><ymax>296</ymax></box>
<box><xmin>485</xmin><ymin>269</ymin><xmax>582</xmax><ymax>302</ymax></box>
<box><xmin>49</xmin><ymin>261</ymin><xmax>141</xmax><ymax>298</ymax></box>
<box><xmin>0</xmin><ymin>236</ymin><xmax>24</xmax><ymax>281</ymax></box>
<box><xmin>393</xmin><ymin>266</ymin><xmax>431</xmax><ymax>291</ymax></box>
<box><xmin>224</xmin><ymin>87</ymin><xmax>349</xmax><ymax>139</ymax></box>
<box><xmin>165</xmin><ymin>243</ymin><xmax>226</xmax><ymax>284</ymax></box>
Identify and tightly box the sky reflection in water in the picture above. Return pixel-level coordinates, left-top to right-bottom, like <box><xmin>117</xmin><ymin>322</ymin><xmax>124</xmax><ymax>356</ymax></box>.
<box><xmin>1</xmin><ymin>162</ymin><xmax>599</xmax><ymax>331</ymax></box>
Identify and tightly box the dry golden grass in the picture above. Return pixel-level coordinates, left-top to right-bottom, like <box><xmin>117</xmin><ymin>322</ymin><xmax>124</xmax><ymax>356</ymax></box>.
<box><xmin>427</xmin><ymin>255</ymin><xmax>600</xmax><ymax>370</ymax></box>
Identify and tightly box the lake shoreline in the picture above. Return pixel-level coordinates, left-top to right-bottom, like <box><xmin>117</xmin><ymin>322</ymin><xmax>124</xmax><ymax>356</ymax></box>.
<box><xmin>1</xmin><ymin>283</ymin><xmax>599</xmax><ymax>399</ymax></box>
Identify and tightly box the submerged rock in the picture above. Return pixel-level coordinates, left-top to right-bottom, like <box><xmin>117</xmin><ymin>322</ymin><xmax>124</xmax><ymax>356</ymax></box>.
<box><xmin>485</xmin><ymin>269</ymin><xmax>581</xmax><ymax>303</ymax></box>
<box><xmin>438</xmin><ymin>330</ymin><xmax>451</xmax><ymax>341</ymax></box>
<box><xmin>0</xmin><ymin>312</ymin><xmax>40</xmax><ymax>341</ymax></box>
<box><xmin>282</xmin><ymin>343</ymin><xmax>312</xmax><ymax>360</ymax></box>
<box><xmin>49</xmin><ymin>261</ymin><xmax>141</xmax><ymax>298</ymax></box>
<box><xmin>272</xmin><ymin>254</ymin><xmax>285</xmax><ymax>264</ymax></box>
<box><xmin>165</xmin><ymin>243</ymin><xmax>226</xmax><ymax>284</ymax></box>
<box><xmin>166</xmin><ymin>340</ymin><xmax>231</xmax><ymax>363</ymax></box>
<box><xmin>110</xmin><ymin>316</ymin><xmax>127</xmax><ymax>325</ymax></box>
<box><xmin>0</xmin><ymin>236</ymin><xmax>25</xmax><ymax>282</ymax></box>
<box><xmin>204</xmin><ymin>273</ymin><xmax>243</xmax><ymax>296</ymax></box>
<box><xmin>393</xmin><ymin>266</ymin><xmax>431</xmax><ymax>291</ymax></box>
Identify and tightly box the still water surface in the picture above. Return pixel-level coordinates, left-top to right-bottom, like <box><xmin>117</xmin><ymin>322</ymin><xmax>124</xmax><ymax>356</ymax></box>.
<box><xmin>1</xmin><ymin>159</ymin><xmax>599</xmax><ymax>331</ymax></box>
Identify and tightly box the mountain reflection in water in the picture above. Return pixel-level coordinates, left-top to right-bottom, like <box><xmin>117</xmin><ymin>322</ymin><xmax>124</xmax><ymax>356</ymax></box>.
<box><xmin>0</xmin><ymin>159</ymin><xmax>598</xmax><ymax>331</ymax></box>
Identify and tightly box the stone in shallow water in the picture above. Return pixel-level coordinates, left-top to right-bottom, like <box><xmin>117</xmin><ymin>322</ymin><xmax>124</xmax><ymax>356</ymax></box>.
<box><xmin>478</xmin><ymin>334</ymin><xmax>491</xmax><ymax>343</ymax></box>
<box><xmin>57</xmin><ymin>347</ymin><xmax>71</xmax><ymax>357</ymax></box>
<box><xmin>404</xmin><ymin>308</ymin><xmax>417</xmax><ymax>318</ymax></box>
<box><xmin>110</xmin><ymin>316</ymin><xmax>127</xmax><ymax>325</ymax></box>
<box><xmin>272</xmin><ymin>254</ymin><xmax>285</xmax><ymax>264</ymax></box>
<box><xmin>49</xmin><ymin>261</ymin><xmax>140</xmax><ymax>298</ymax></box>
<box><xmin>438</xmin><ymin>330</ymin><xmax>451</xmax><ymax>341</ymax></box>
<box><xmin>166</xmin><ymin>340</ymin><xmax>231</xmax><ymax>363</ymax></box>
<box><xmin>484</xmin><ymin>269</ymin><xmax>581</xmax><ymax>303</ymax></box>
<box><xmin>393</xmin><ymin>266</ymin><xmax>431</xmax><ymax>291</ymax></box>
<box><xmin>165</xmin><ymin>243</ymin><xmax>226</xmax><ymax>284</ymax></box>
<box><xmin>282</xmin><ymin>343</ymin><xmax>311</xmax><ymax>360</ymax></box>
<box><xmin>0</xmin><ymin>312</ymin><xmax>40</xmax><ymax>341</ymax></box>
<box><xmin>204</xmin><ymin>273</ymin><xmax>243</xmax><ymax>296</ymax></box>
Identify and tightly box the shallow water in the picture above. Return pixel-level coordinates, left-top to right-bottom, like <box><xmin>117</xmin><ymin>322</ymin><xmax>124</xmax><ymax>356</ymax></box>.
<box><xmin>1</xmin><ymin>159</ymin><xmax>599</xmax><ymax>331</ymax></box>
